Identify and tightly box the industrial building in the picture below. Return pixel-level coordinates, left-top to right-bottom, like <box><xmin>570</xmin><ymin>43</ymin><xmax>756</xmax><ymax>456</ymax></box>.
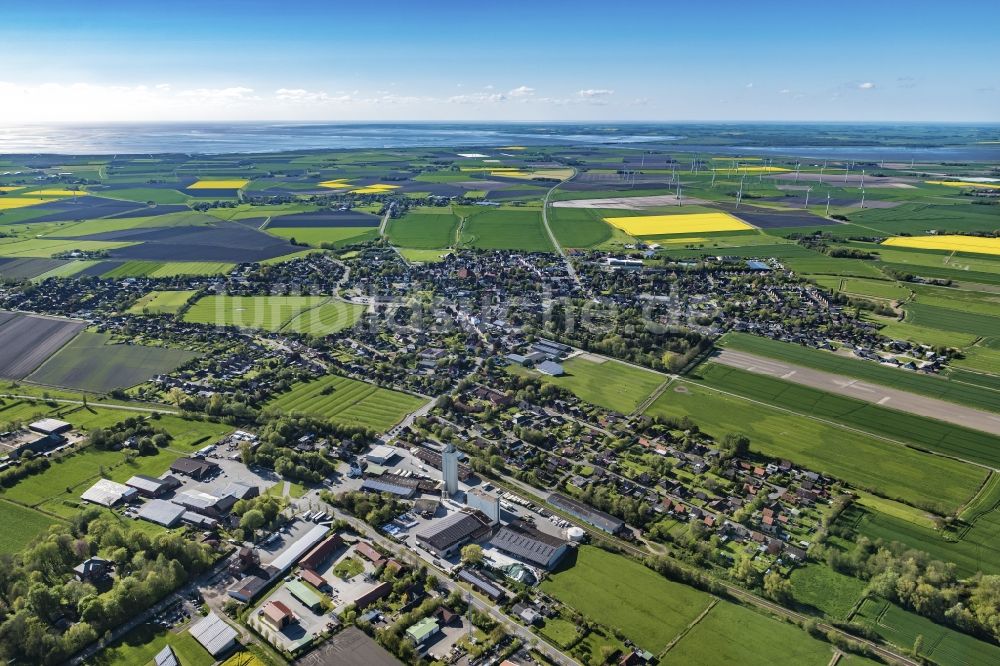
<box><xmin>548</xmin><ymin>493</ymin><xmax>625</xmax><ymax>534</ymax></box>
<box><xmin>125</xmin><ymin>474</ymin><xmax>179</xmax><ymax>498</ymax></box>
<box><xmin>466</xmin><ymin>487</ymin><xmax>500</xmax><ymax>525</ymax></box>
<box><xmin>28</xmin><ymin>418</ymin><xmax>72</xmax><ymax>436</ymax></box>
<box><xmin>169</xmin><ymin>457</ymin><xmax>220</xmax><ymax>480</ymax></box>
<box><xmin>489</xmin><ymin>520</ymin><xmax>570</xmax><ymax>570</ymax></box>
<box><xmin>136</xmin><ymin>499</ymin><xmax>186</xmax><ymax>528</ymax></box>
<box><xmin>415</xmin><ymin>509</ymin><xmax>492</xmax><ymax>558</ymax></box>
<box><xmin>365</xmin><ymin>445</ymin><xmax>398</xmax><ymax>465</ymax></box>
<box><xmin>189</xmin><ymin>612</ymin><xmax>238</xmax><ymax>658</ymax></box>
<box><xmin>80</xmin><ymin>479</ymin><xmax>137</xmax><ymax>507</ymax></box>
<box><xmin>441</xmin><ymin>443</ymin><xmax>459</xmax><ymax>498</ymax></box>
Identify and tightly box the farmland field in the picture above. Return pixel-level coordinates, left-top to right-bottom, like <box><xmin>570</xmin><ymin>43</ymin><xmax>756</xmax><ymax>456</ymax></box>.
<box><xmin>509</xmin><ymin>354</ymin><xmax>665</xmax><ymax>414</ymax></box>
<box><xmin>644</xmin><ymin>378</ymin><xmax>984</xmax><ymax>514</ymax></box>
<box><xmin>547</xmin><ymin>207</ymin><xmax>615</xmax><ymax>248</ymax></box>
<box><xmin>386</xmin><ymin>208</ymin><xmax>459</xmax><ymax>248</ymax></box>
<box><xmin>459</xmin><ymin>208</ymin><xmax>553</xmax><ymax>252</ymax></box>
<box><xmin>853</xmin><ymin>597</ymin><xmax>1000</xmax><ymax>666</ymax></box>
<box><xmin>26</xmin><ymin>332</ymin><xmax>198</xmax><ymax>392</ymax></box>
<box><xmin>264</xmin><ymin>225</ymin><xmax>378</xmax><ymax>247</ymax></box>
<box><xmin>268</xmin><ymin>374</ymin><xmax>425</xmax><ymax>431</ymax></box>
<box><xmin>666</xmin><ymin>601</ymin><xmax>834</xmax><ymax>665</ymax></box>
<box><xmin>0</xmin><ymin>313</ymin><xmax>85</xmax><ymax>379</ymax></box>
<box><xmin>696</xmin><ymin>362</ymin><xmax>1000</xmax><ymax>466</ymax></box>
<box><xmin>0</xmin><ymin>501</ymin><xmax>59</xmax><ymax>554</ymax></box>
<box><xmin>718</xmin><ymin>333</ymin><xmax>1000</xmax><ymax>413</ymax></box>
<box><xmin>903</xmin><ymin>302</ymin><xmax>999</xmax><ymax>337</ymax></box>
<box><xmin>184</xmin><ymin>295</ymin><xmax>326</xmax><ymax>331</ymax></box>
<box><xmin>789</xmin><ymin>564</ymin><xmax>866</xmax><ymax>619</ymax></box>
<box><xmin>282</xmin><ymin>300</ymin><xmax>365</xmax><ymax>336</ymax></box>
<box><xmin>127</xmin><ymin>290</ymin><xmax>199</xmax><ymax>315</ymax></box>
<box><xmin>540</xmin><ymin>545</ymin><xmax>712</xmax><ymax>653</ymax></box>
<box><xmin>883</xmin><ymin>234</ymin><xmax>1000</xmax><ymax>256</ymax></box>
<box><xmin>604</xmin><ymin>212</ymin><xmax>751</xmax><ymax>236</ymax></box>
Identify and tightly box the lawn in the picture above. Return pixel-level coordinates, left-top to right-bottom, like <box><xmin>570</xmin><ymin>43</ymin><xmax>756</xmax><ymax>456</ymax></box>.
<box><xmin>719</xmin><ymin>333</ymin><xmax>1000</xmax><ymax>413</ymax></box>
<box><xmin>853</xmin><ymin>597</ymin><xmax>1000</xmax><ymax>666</ymax></box>
<box><xmin>184</xmin><ymin>295</ymin><xmax>326</xmax><ymax>331</ymax></box>
<box><xmin>386</xmin><ymin>208</ymin><xmax>459</xmax><ymax>248</ymax></box>
<box><xmin>510</xmin><ymin>355</ymin><xmax>665</xmax><ymax>414</ymax></box>
<box><xmin>127</xmin><ymin>290</ymin><xmax>200</xmax><ymax>315</ymax></box>
<box><xmin>666</xmin><ymin>601</ymin><xmax>834</xmax><ymax>665</ymax></box>
<box><xmin>268</xmin><ymin>374</ymin><xmax>426</xmax><ymax>431</ymax></box>
<box><xmin>540</xmin><ymin>545</ymin><xmax>712</xmax><ymax>653</ymax></box>
<box><xmin>459</xmin><ymin>208</ymin><xmax>554</xmax><ymax>252</ymax></box>
<box><xmin>26</xmin><ymin>332</ymin><xmax>198</xmax><ymax>393</ymax></box>
<box><xmin>0</xmin><ymin>500</ymin><xmax>59</xmax><ymax>554</ymax></box>
<box><xmin>696</xmin><ymin>363</ymin><xmax>1000</xmax><ymax>469</ymax></box>
<box><xmin>644</xmin><ymin>379</ymin><xmax>984</xmax><ymax>514</ymax></box>
<box><xmin>333</xmin><ymin>556</ymin><xmax>364</xmax><ymax>579</ymax></box>
<box><xmin>789</xmin><ymin>564</ymin><xmax>866</xmax><ymax>619</ymax></box>
<box><xmin>90</xmin><ymin>622</ymin><xmax>213</xmax><ymax>666</ymax></box>
<box><xmin>537</xmin><ymin>615</ymin><xmax>580</xmax><ymax>649</ymax></box>
<box><xmin>282</xmin><ymin>300</ymin><xmax>365</xmax><ymax>336</ymax></box>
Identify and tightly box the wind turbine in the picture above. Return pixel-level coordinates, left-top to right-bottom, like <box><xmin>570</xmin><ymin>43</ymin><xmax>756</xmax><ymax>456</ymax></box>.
<box><xmin>860</xmin><ymin>189</ymin><xmax>866</xmax><ymax>209</ymax></box>
<box><xmin>860</xmin><ymin>169</ymin><xmax>865</xmax><ymax>190</ymax></box>
<box><xmin>825</xmin><ymin>191</ymin><xmax>831</xmax><ymax>216</ymax></box>
<box><xmin>819</xmin><ymin>161</ymin><xmax>826</xmax><ymax>183</ymax></box>
<box><xmin>804</xmin><ymin>186</ymin><xmax>812</xmax><ymax>209</ymax></box>
<box><xmin>794</xmin><ymin>161</ymin><xmax>801</xmax><ymax>182</ymax></box>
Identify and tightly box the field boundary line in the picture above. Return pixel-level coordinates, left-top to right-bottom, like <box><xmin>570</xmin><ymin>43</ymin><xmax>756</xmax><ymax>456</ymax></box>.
<box><xmin>631</xmin><ymin>377</ymin><xmax>675</xmax><ymax>417</ymax></box>
<box><xmin>657</xmin><ymin>597</ymin><xmax>717</xmax><ymax>658</ymax></box>
<box><xmin>0</xmin><ymin>393</ymin><xmax>178</xmax><ymax>415</ymax></box>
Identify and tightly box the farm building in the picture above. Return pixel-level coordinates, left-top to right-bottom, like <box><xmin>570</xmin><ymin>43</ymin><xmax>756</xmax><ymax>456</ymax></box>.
<box><xmin>489</xmin><ymin>520</ymin><xmax>570</xmax><ymax>570</ymax></box>
<box><xmin>299</xmin><ymin>533</ymin><xmax>344</xmax><ymax>571</ymax></box>
<box><xmin>286</xmin><ymin>579</ymin><xmax>323</xmax><ymax>612</ymax></box>
<box><xmin>80</xmin><ymin>479</ymin><xmax>137</xmax><ymax>507</ymax></box>
<box><xmin>268</xmin><ymin>524</ymin><xmax>330</xmax><ymax>576</ymax></box>
<box><xmin>536</xmin><ymin>361</ymin><xmax>564</xmax><ymax>376</ymax></box>
<box><xmin>189</xmin><ymin>612</ymin><xmax>238</xmax><ymax>658</ymax></box>
<box><xmin>228</xmin><ymin>575</ymin><xmax>268</xmax><ymax>603</ymax></box>
<box><xmin>29</xmin><ymin>418</ymin><xmax>72</xmax><ymax>435</ymax></box>
<box><xmin>300</xmin><ymin>568</ymin><xmax>327</xmax><ymax>590</ymax></box>
<box><xmin>125</xmin><ymin>474</ymin><xmax>179</xmax><ymax>498</ymax></box>
<box><xmin>365</xmin><ymin>445</ymin><xmax>398</xmax><ymax>465</ymax></box>
<box><xmin>174</xmin><ymin>489</ymin><xmax>237</xmax><ymax>517</ymax></box>
<box><xmin>360</xmin><ymin>477</ymin><xmax>418</xmax><ymax>499</ymax></box>
<box><xmin>354</xmin><ymin>581</ymin><xmax>392</xmax><ymax>610</ymax></box>
<box><xmin>457</xmin><ymin>569</ymin><xmax>506</xmax><ymax>602</ymax></box>
<box><xmin>548</xmin><ymin>493</ymin><xmax>624</xmax><ymax>534</ymax></box>
<box><xmin>355</xmin><ymin>541</ymin><xmax>384</xmax><ymax>565</ymax></box>
<box><xmin>415</xmin><ymin>509</ymin><xmax>493</xmax><ymax>558</ymax></box>
<box><xmin>405</xmin><ymin>617</ymin><xmax>439</xmax><ymax>646</ymax></box>
<box><xmin>220</xmin><ymin>481</ymin><xmax>258</xmax><ymax>500</ymax></box>
<box><xmin>154</xmin><ymin>645</ymin><xmax>178</xmax><ymax>666</ymax></box>
<box><xmin>261</xmin><ymin>600</ymin><xmax>295</xmax><ymax>631</ymax></box>
<box><xmin>169</xmin><ymin>457</ymin><xmax>219</xmax><ymax>479</ymax></box>
<box><xmin>136</xmin><ymin>499</ymin><xmax>186</xmax><ymax>528</ymax></box>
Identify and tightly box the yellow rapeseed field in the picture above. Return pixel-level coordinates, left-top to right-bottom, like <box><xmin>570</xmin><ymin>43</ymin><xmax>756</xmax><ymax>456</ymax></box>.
<box><xmin>881</xmin><ymin>235</ymin><xmax>1000</xmax><ymax>257</ymax></box>
<box><xmin>0</xmin><ymin>197</ymin><xmax>51</xmax><ymax>210</ymax></box>
<box><xmin>603</xmin><ymin>212</ymin><xmax>753</xmax><ymax>236</ymax></box>
<box><xmin>30</xmin><ymin>189</ymin><xmax>81</xmax><ymax>196</ymax></box>
<box><xmin>350</xmin><ymin>184</ymin><xmax>400</xmax><ymax>194</ymax></box>
<box><xmin>0</xmin><ymin>186</ymin><xmax>25</xmax><ymax>192</ymax></box>
<box><xmin>500</xmin><ymin>146</ymin><xmax>527</xmax><ymax>150</ymax></box>
<box><xmin>318</xmin><ymin>179</ymin><xmax>353</xmax><ymax>189</ymax></box>
<box><xmin>490</xmin><ymin>168</ymin><xmax>573</xmax><ymax>180</ymax></box>
<box><xmin>710</xmin><ymin>166</ymin><xmax>789</xmax><ymax>174</ymax></box>
<box><xmin>926</xmin><ymin>180</ymin><xmax>1000</xmax><ymax>189</ymax></box>
<box><xmin>187</xmin><ymin>179</ymin><xmax>249</xmax><ymax>189</ymax></box>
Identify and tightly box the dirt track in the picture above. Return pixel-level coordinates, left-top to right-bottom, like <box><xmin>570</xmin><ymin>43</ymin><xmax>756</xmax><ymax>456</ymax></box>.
<box><xmin>712</xmin><ymin>349</ymin><xmax>1000</xmax><ymax>437</ymax></box>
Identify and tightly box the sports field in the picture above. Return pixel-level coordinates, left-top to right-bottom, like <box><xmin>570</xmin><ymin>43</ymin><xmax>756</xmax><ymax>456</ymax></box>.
<box><xmin>719</xmin><ymin>333</ymin><xmax>1000</xmax><ymax>413</ymax></box>
<box><xmin>644</xmin><ymin>379</ymin><xmax>984</xmax><ymax>514</ymax></box>
<box><xmin>509</xmin><ymin>354</ymin><xmax>665</xmax><ymax>414</ymax></box>
<box><xmin>282</xmin><ymin>301</ymin><xmax>365</xmax><ymax>336</ymax></box>
<box><xmin>127</xmin><ymin>290</ymin><xmax>199</xmax><ymax>315</ymax></box>
<box><xmin>268</xmin><ymin>374</ymin><xmax>426</xmax><ymax>431</ymax></box>
<box><xmin>26</xmin><ymin>332</ymin><xmax>197</xmax><ymax>393</ymax></box>
<box><xmin>540</xmin><ymin>546</ymin><xmax>712</xmax><ymax>653</ymax></box>
<box><xmin>666</xmin><ymin>602</ymin><xmax>833</xmax><ymax>665</ymax></box>
<box><xmin>854</xmin><ymin>597</ymin><xmax>1000</xmax><ymax>666</ymax></box>
<box><xmin>882</xmin><ymin>235</ymin><xmax>1000</xmax><ymax>256</ymax></box>
<box><xmin>184</xmin><ymin>295</ymin><xmax>326</xmax><ymax>331</ymax></box>
<box><xmin>603</xmin><ymin>212</ymin><xmax>752</xmax><ymax>236</ymax></box>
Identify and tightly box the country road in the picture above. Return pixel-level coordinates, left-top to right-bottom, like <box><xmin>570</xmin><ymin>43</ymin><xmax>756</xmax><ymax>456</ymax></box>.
<box><xmin>540</xmin><ymin>167</ymin><xmax>580</xmax><ymax>285</ymax></box>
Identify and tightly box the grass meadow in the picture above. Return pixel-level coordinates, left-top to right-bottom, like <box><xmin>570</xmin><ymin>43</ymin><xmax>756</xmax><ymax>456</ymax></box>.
<box><xmin>268</xmin><ymin>374</ymin><xmax>425</xmax><ymax>431</ymax></box>
<box><xmin>509</xmin><ymin>355</ymin><xmax>665</xmax><ymax>414</ymax></box>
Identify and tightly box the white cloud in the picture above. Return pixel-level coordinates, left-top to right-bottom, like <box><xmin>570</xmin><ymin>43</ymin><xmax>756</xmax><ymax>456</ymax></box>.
<box><xmin>274</xmin><ymin>88</ymin><xmax>331</xmax><ymax>104</ymax></box>
<box><xmin>779</xmin><ymin>89</ymin><xmax>791</xmax><ymax>94</ymax></box>
<box><xmin>446</xmin><ymin>91</ymin><xmax>507</xmax><ymax>105</ymax></box>
<box><xmin>578</xmin><ymin>88</ymin><xmax>614</xmax><ymax>98</ymax></box>
<box><xmin>858</xmin><ymin>81</ymin><xmax>875</xmax><ymax>90</ymax></box>
<box><xmin>746</xmin><ymin>82</ymin><xmax>754</xmax><ymax>89</ymax></box>
<box><xmin>508</xmin><ymin>85</ymin><xmax>535</xmax><ymax>98</ymax></box>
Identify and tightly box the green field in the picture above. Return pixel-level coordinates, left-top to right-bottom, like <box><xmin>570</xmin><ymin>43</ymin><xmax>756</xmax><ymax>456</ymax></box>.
<box><xmin>719</xmin><ymin>333</ymin><xmax>1000</xmax><ymax>413</ymax></box>
<box><xmin>268</xmin><ymin>373</ymin><xmax>425</xmax><ymax>431</ymax></box>
<box><xmin>282</xmin><ymin>300</ymin><xmax>365</xmax><ymax>336</ymax></box>
<box><xmin>540</xmin><ymin>545</ymin><xmax>712</xmax><ymax>653</ymax></box>
<box><xmin>127</xmin><ymin>290</ymin><xmax>199</xmax><ymax>315</ymax></box>
<box><xmin>850</xmin><ymin>203</ymin><xmax>1000</xmax><ymax>235</ymax></box>
<box><xmin>666</xmin><ymin>601</ymin><xmax>834</xmax><ymax>665</ymax></box>
<box><xmin>783</xmin><ymin>255</ymin><xmax>884</xmax><ymax>278</ymax></box>
<box><xmin>184</xmin><ymin>295</ymin><xmax>326</xmax><ymax>331</ymax></box>
<box><xmin>509</xmin><ymin>354</ymin><xmax>665</xmax><ymax>413</ymax></box>
<box><xmin>697</xmin><ymin>363</ymin><xmax>1000</xmax><ymax>468</ymax></box>
<box><xmin>815</xmin><ymin>276</ymin><xmax>911</xmax><ymax>301</ymax></box>
<box><xmin>265</xmin><ymin>225</ymin><xmax>378</xmax><ymax>247</ymax></box>
<box><xmin>904</xmin><ymin>302</ymin><xmax>999</xmax><ymax>337</ymax></box>
<box><xmin>459</xmin><ymin>207</ymin><xmax>554</xmax><ymax>252</ymax></box>
<box><xmin>547</xmin><ymin>207</ymin><xmax>615</xmax><ymax>248</ymax></box>
<box><xmin>0</xmin><ymin>500</ymin><xmax>59</xmax><ymax>554</ymax></box>
<box><xmin>26</xmin><ymin>332</ymin><xmax>197</xmax><ymax>393</ymax></box>
<box><xmin>644</xmin><ymin>378</ymin><xmax>984</xmax><ymax>514</ymax></box>
<box><xmin>853</xmin><ymin>597</ymin><xmax>1000</xmax><ymax>666</ymax></box>
<box><xmin>386</xmin><ymin>208</ymin><xmax>459</xmax><ymax>248</ymax></box>
<box><xmin>92</xmin><ymin>623</ymin><xmax>213</xmax><ymax>666</ymax></box>
<box><xmin>148</xmin><ymin>262</ymin><xmax>235</xmax><ymax>277</ymax></box>
<box><xmin>790</xmin><ymin>564</ymin><xmax>866</xmax><ymax>620</ymax></box>
<box><xmin>100</xmin><ymin>187</ymin><xmax>191</xmax><ymax>205</ymax></box>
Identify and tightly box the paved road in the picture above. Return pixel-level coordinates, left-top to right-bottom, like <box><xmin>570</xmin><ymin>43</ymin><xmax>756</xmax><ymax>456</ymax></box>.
<box><xmin>0</xmin><ymin>393</ymin><xmax>178</xmax><ymax>415</ymax></box>
<box><xmin>540</xmin><ymin>167</ymin><xmax>580</xmax><ymax>285</ymax></box>
<box><xmin>712</xmin><ymin>349</ymin><xmax>1000</xmax><ymax>437</ymax></box>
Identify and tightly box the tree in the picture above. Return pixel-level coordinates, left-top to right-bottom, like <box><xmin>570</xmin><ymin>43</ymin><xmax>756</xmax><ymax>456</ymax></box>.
<box><xmin>460</xmin><ymin>544</ymin><xmax>484</xmax><ymax>566</ymax></box>
<box><xmin>240</xmin><ymin>509</ymin><xmax>266</xmax><ymax>539</ymax></box>
<box><xmin>763</xmin><ymin>571</ymin><xmax>793</xmax><ymax>604</ymax></box>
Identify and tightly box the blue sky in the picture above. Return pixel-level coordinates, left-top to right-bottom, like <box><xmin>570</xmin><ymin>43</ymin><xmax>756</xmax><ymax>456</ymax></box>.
<box><xmin>0</xmin><ymin>0</ymin><xmax>997</xmax><ymax>122</ymax></box>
